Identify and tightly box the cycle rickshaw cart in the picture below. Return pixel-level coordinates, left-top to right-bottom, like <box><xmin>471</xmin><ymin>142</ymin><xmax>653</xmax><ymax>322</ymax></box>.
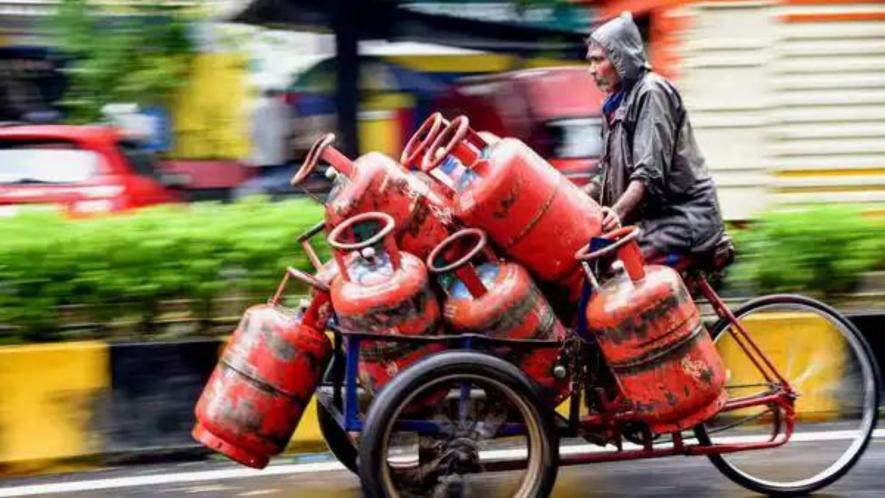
<box><xmin>195</xmin><ymin>115</ymin><xmax>880</xmax><ymax>498</ymax></box>
<box><xmin>293</xmin><ymin>217</ymin><xmax>881</xmax><ymax>498</ymax></box>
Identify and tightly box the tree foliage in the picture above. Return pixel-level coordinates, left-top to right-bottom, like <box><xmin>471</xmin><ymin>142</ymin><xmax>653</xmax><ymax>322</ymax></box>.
<box><xmin>47</xmin><ymin>0</ymin><xmax>196</xmax><ymax>122</ymax></box>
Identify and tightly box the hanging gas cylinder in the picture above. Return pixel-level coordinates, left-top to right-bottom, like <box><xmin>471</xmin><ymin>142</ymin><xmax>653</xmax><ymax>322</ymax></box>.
<box><xmin>291</xmin><ymin>133</ymin><xmax>454</xmax><ymax>260</ymax></box>
<box><xmin>427</xmin><ymin>228</ymin><xmax>570</xmax><ymax>404</ymax></box>
<box><xmin>576</xmin><ymin>226</ymin><xmax>727</xmax><ymax>434</ymax></box>
<box><xmin>421</xmin><ymin>116</ymin><xmax>602</xmax><ymax>302</ymax></box>
<box><xmin>328</xmin><ymin>211</ymin><xmax>442</xmax><ymax>393</ymax></box>
<box><xmin>193</xmin><ymin>268</ymin><xmax>332</xmax><ymax>469</ymax></box>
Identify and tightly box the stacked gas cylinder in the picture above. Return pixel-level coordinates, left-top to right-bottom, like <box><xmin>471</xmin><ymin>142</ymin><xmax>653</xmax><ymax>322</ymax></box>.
<box><xmin>192</xmin><ymin>113</ymin><xmax>727</xmax><ymax>468</ymax></box>
<box><xmin>313</xmin><ymin>114</ymin><xmax>601</xmax><ymax>398</ymax></box>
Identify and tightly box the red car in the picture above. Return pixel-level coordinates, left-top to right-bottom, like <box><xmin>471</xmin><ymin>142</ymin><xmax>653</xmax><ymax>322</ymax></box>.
<box><xmin>0</xmin><ymin>125</ymin><xmax>181</xmax><ymax>217</ymax></box>
<box><xmin>434</xmin><ymin>66</ymin><xmax>606</xmax><ymax>186</ymax></box>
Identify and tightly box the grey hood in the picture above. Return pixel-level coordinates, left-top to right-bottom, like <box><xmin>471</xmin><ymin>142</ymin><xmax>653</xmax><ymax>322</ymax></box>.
<box><xmin>589</xmin><ymin>12</ymin><xmax>651</xmax><ymax>86</ymax></box>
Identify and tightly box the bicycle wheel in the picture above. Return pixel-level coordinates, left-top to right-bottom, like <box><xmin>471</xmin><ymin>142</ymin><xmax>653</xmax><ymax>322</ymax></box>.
<box><xmin>317</xmin><ymin>400</ymin><xmax>358</xmax><ymax>474</ymax></box>
<box><xmin>696</xmin><ymin>294</ymin><xmax>879</xmax><ymax>496</ymax></box>
<box><xmin>359</xmin><ymin>351</ymin><xmax>559</xmax><ymax>498</ymax></box>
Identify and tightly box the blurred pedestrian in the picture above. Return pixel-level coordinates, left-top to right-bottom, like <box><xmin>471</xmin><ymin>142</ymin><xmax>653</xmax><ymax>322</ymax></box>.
<box><xmin>235</xmin><ymin>87</ymin><xmax>294</xmax><ymax>199</ymax></box>
<box><xmin>584</xmin><ymin>12</ymin><xmax>728</xmax><ymax>266</ymax></box>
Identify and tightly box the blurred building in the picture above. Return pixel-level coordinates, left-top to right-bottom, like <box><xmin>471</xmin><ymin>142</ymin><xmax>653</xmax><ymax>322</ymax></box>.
<box><xmin>0</xmin><ymin>46</ymin><xmax>64</xmax><ymax>122</ymax></box>
<box><xmin>583</xmin><ymin>0</ymin><xmax>885</xmax><ymax>219</ymax></box>
<box><xmin>0</xmin><ymin>1</ymin><xmax>66</xmax><ymax>122</ymax></box>
<box><xmin>289</xmin><ymin>43</ymin><xmax>519</xmax><ymax>158</ymax></box>
<box><xmin>6</xmin><ymin>0</ymin><xmax>881</xmax><ymax>218</ymax></box>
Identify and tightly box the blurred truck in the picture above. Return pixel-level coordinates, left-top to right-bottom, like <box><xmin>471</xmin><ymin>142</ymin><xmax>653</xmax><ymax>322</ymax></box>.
<box><xmin>433</xmin><ymin>66</ymin><xmax>605</xmax><ymax>186</ymax></box>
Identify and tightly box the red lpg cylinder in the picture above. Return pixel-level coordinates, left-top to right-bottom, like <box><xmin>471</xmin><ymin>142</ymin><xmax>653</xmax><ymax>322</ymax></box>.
<box><xmin>291</xmin><ymin>133</ymin><xmax>454</xmax><ymax>261</ymax></box>
<box><xmin>401</xmin><ymin>112</ymin><xmax>465</xmax><ymax>198</ymax></box>
<box><xmin>427</xmin><ymin>228</ymin><xmax>570</xmax><ymax>403</ymax></box>
<box><xmin>401</xmin><ymin>113</ymin><xmax>449</xmax><ymax>171</ymax></box>
<box><xmin>577</xmin><ymin>227</ymin><xmax>727</xmax><ymax>434</ymax></box>
<box><xmin>193</xmin><ymin>268</ymin><xmax>332</xmax><ymax>468</ymax></box>
<box><xmin>401</xmin><ymin>112</ymin><xmax>500</xmax><ymax>193</ymax></box>
<box><xmin>421</xmin><ymin>116</ymin><xmax>603</xmax><ymax>300</ymax></box>
<box><xmin>328</xmin><ymin>212</ymin><xmax>442</xmax><ymax>393</ymax></box>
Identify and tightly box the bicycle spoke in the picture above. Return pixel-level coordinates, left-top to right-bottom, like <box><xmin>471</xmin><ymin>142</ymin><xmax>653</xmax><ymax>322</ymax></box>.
<box><xmin>699</xmin><ymin>297</ymin><xmax>878</xmax><ymax>495</ymax></box>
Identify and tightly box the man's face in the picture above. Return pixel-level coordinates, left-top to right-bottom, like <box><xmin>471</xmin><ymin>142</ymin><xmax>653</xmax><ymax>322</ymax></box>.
<box><xmin>586</xmin><ymin>44</ymin><xmax>620</xmax><ymax>94</ymax></box>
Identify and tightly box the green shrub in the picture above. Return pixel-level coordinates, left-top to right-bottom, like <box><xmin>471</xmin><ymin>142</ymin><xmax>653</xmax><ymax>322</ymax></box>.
<box><xmin>0</xmin><ymin>198</ymin><xmax>327</xmax><ymax>343</ymax></box>
<box><xmin>2</xmin><ymin>199</ymin><xmax>882</xmax><ymax>343</ymax></box>
<box><xmin>725</xmin><ymin>205</ymin><xmax>885</xmax><ymax>297</ymax></box>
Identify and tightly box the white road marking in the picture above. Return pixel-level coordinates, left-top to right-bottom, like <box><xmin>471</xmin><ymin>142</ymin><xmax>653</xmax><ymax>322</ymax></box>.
<box><xmin>0</xmin><ymin>462</ymin><xmax>344</xmax><ymax>497</ymax></box>
<box><xmin>0</xmin><ymin>429</ymin><xmax>881</xmax><ymax>497</ymax></box>
<box><xmin>480</xmin><ymin>428</ymin><xmax>885</xmax><ymax>462</ymax></box>
<box><xmin>185</xmin><ymin>484</ymin><xmax>235</xmax><ymax>494</ymax></box>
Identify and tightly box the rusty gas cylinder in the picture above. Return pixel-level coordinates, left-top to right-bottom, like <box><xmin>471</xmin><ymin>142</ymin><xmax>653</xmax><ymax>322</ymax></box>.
<box><xmin>328</xmin><ymin>211</ymin><xmax>442</xmax><ymax>393</ymax></box>
<box><xmin>577</xmin><ymin>226</ymin><xmax>727</xmax><ymax>434</ymax></box>
<box><xmin>427</xmin><ymin>228</ymin><xmax>570</xmax><ymax>404</ymax></box>
<box><xmin>401</xmin><ymin>112</ymin><xmax>500</xmax><ymax>194</ymax></box>
<box><xmin>292</xmin><ymin>133</ymin><xmax>454</xmax><ymax>260</ymax></box>
<box><xmin>401</xmin><ymin>112</ymin><xmax>452</xmax><ymax>172</ymax></box>
<box><xmin>421</xmin><ymin>116</ymin><xmax>602</xmax><ymax>301</ymax></box>
<box><xmin>193</xmin><ymin>268</ymin><xmax>332</xmax><ymax>468</ymax></box>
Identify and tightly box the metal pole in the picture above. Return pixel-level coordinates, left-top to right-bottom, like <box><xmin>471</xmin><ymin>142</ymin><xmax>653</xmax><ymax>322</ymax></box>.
<box><xmin>334</xmin><ymin>0</ymin><xmax>360</xmax><ymax>157</ymax></box>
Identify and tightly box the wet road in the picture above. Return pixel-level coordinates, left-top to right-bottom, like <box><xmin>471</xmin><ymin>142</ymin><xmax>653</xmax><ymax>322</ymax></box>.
<box><xmin>2</xmin><ymin>435</ymin><xmax>883</xmax><ymax>498</ymax></box>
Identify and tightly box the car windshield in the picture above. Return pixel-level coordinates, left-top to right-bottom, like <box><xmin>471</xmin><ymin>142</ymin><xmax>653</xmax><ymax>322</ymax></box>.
<box><xmin>0</xmin><ymin>141</ymin><xmax>100</xmax><ymax>184</ymax></box>
<box><xmin>545</xmin><ymin>117</ymin><xmax>604</xmax><ymax>159</ymax></box>
<box><xmin>117</xmin><ymin>139</ymin><xmax>159</xmax><ymax>178</ymax></box>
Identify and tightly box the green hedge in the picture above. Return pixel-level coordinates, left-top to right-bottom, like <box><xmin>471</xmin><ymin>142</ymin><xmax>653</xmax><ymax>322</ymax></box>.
<box><xmin>1</xmin><ymin>200</ymin><xmax>882</xmax><ymax>344</ymax></box>
<box><xmin>726</xmin><ymin>205</ymin><xmax>885</xmax><ymax>297</ymax></box>
<box><xmin>0</xmin><ymin>198</ymin><xmax>327</xmax><ymax>343</ymax></box>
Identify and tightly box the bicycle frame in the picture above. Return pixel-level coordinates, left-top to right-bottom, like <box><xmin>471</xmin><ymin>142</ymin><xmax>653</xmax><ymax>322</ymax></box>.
<box><xmin>560</xmin><ymin>274</ymin><xmax>797</xmax><ymax>464</ymax></box>
<box><xmin>315</xmin><ymin>274</ymin><xmax>798</xmax><ymax>466</ymax></box>
<box><xmin>317</xmin><ymin>326</ymin><xmax>563</xmax><ymax>434</ymax></box>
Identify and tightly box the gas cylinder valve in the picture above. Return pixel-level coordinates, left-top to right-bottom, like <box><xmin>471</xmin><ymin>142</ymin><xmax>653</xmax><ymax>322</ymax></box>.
<box><xmin>360</xmin><ymin>246</ymin><xmax>377</xmax><ymax>264</ymax></box>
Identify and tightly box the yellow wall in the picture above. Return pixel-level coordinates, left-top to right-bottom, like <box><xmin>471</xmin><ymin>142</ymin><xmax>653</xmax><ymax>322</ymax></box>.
<box><xmin>388</xmin><ymin>53</ymin><xmax>581</xmax><ymax>73</ymax></box>
<box><xmin>716</xmin><ymin>311</ymin><xmax>846</xmax><ymax>417</ymax></box>
<box><xmin>172</xmin><ymin>53</ymin><xmax>250</xmax><ymax>160</ymax></box>
<box><xmin>357</xmin><ymin>93</ymin><xmax>415</xmax><ymax>157</ymax></box>
<box><xmin>0</xmin><ymin>342</ymin><xmax>109</xmax><ymax>463</ymax></box>
<box><xmin>388</xmin><ymin>54</ymin><xmax>515</xmax><ymax>73</ymax></box>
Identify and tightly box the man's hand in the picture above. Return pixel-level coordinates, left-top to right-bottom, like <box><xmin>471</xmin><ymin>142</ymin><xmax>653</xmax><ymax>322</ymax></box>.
<box><xmin>601</xmin><ymin>207</ymin><xmax>622</xmax><ymax>232</ymax></box>
<box><xmin>604</xmin><ymin>180</ymin><xmax>645</xmax><ymax>232</ymax></box>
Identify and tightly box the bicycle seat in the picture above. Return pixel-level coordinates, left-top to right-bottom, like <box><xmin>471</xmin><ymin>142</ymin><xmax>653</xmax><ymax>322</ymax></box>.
<box><xmin>695</xmin><ymin>233</ymin><xmax>736</xmax><ymax>273</ymax></box>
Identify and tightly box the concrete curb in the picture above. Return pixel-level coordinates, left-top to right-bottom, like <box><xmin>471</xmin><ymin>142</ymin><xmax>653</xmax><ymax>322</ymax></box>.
<box><xmin>0</xmin><ymin>313</ymin><xmax>881</xmax><ymax>475</ymax></box>
<box><xmin>0</xmin><ymin>338</ymin><xmax>325</xmax><ymax>475</ymax></box>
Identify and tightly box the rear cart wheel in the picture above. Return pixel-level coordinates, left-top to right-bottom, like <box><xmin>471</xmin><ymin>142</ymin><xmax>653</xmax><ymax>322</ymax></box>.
<box><xmin>696</xmin><ymin>295</ymin><xmax>879</xmax><ymax>496</ymax></box>
<box><xmin>359</xmin><ymin>351</ymin><xmax>559</xmax><ymax>498</ymax></box>
<box><xmin>317</xmin><ymin>401</ymin><xmax>358</xmax><ymax>474</ymax></box>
